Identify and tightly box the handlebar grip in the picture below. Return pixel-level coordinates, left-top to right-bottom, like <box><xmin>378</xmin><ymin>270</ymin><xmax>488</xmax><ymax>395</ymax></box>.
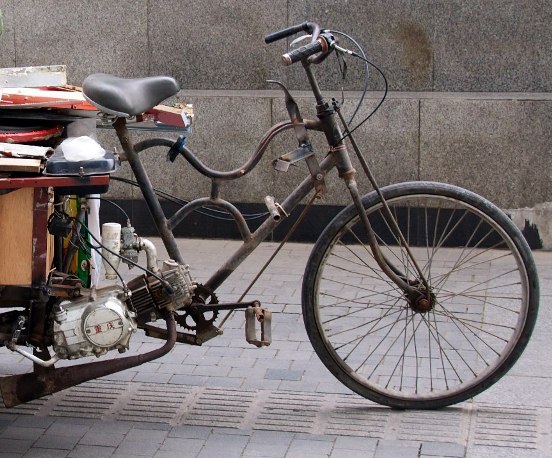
<box><xmin>264</xmin><ymin>22</ymin><xmax>312</xmax><ymax>44</ymax></box>
<box><xmin>282</xmin><ymin>38</ymin><xmax>328</xmax><ymax>65</ymax></box>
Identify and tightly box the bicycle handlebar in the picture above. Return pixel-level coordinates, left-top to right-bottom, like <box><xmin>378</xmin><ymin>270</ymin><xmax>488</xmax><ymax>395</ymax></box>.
<box><xmin>266</xmin><ymin>22</ymin><xmax>334</xmax><ymax>66</ymax></box>
<box><xmin>281</xmin><ymin>37</ymin><xmax>329</xmax><ymax>66</ymax></box>
<box><xmin>264</xmin><ymin>21</ymin><xmax>317</xmax><ymax>44</ymax></box>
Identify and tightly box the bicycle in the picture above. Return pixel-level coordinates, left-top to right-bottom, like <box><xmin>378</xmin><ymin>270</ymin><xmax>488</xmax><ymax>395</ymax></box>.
<box><xmin>0</xmin><ymin>21</ymin><xmax>539</xmax><ymax>410</ymax></box>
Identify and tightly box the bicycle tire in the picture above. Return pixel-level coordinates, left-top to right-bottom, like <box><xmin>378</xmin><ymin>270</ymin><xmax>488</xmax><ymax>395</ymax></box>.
<box><xmin>302</xmin><ymin>181</ymin><xmax>539</xmax><ymax>409</ymax></box>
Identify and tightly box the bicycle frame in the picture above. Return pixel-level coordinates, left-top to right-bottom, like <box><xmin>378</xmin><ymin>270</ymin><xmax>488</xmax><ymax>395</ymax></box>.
<box><xmin>111</xmin><ymin>60</ymin><xmax>419</xmax><ymax>305</ymax></box>
<box><xmin>112</xmin><ymin>116</ymin><xmax>339</xmax><ymax>292</ymax></box>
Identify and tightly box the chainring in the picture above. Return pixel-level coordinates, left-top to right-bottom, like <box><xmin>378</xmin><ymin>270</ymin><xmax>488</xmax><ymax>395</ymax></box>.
<box><xmin>176</xmin><ymin>284</ymin><xmax>219</xmax><ymax>331</ymax></box>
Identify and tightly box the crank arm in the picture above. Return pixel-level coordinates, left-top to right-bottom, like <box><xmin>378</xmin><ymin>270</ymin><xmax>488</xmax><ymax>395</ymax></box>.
<box><xmin>188</xmin><ymin>300</ymin><xmax>260</xmax><ymax>314</ymax></box>
<box><xmin>142</xmin><ymin>322</ymin><xmax>222</xmax><ymax>346</ymax></box>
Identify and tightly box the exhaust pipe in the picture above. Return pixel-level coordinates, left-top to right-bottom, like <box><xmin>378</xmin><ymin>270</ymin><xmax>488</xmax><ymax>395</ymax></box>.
<box><xmin>0</xmin><ymin>312</ymin><xmax>176</xmax><ymax>408</ymax></box>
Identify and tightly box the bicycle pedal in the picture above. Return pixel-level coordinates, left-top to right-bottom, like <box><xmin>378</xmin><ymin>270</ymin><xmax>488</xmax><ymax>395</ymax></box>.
<box><xmin>245</xmin><ymin>305</ymin><xmax>272</xmax><ymax>347</ymax></box>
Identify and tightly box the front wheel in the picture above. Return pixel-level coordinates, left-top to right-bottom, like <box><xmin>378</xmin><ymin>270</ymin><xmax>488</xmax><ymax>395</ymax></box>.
<box><xmin>302</xmin><ymin>182</ymin><xmax>539</xmax><ymax>409</ymax></box>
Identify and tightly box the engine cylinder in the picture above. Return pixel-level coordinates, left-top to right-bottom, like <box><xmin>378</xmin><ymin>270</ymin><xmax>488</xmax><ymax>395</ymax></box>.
<box><xmin>126</xmin><ymin>264</ymin><xmax>195</xmax><ymax>324</ymax></box>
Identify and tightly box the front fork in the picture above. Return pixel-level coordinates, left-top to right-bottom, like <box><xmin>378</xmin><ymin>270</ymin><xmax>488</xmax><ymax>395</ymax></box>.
<box><xmin>310</xmin><ymin>98</ymin><xmax>429</xmax><ymax>303</ymax></box>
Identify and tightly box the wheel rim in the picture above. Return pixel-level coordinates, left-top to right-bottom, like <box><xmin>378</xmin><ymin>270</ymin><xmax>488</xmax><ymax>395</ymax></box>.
<box><xmin>312</xmin><ymin>191</ymin><xmax>531</xmax><ymax>404</ymax></box>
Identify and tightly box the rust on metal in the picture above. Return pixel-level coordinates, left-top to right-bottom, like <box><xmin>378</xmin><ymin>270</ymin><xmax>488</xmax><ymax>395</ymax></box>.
<box><xmin>0</xmin><ymin>312</ymin><xmax>177</xmax><ymax>408</ymax></box>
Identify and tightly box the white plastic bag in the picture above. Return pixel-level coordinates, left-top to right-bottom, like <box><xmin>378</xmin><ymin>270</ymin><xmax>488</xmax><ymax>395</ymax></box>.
<box><xmin>59</xmin><ymin>136</ymin><xmax>105</xmax><ymax>162</ymax></box>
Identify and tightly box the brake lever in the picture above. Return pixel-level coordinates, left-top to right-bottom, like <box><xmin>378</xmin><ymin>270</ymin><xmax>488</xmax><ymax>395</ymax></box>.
<box><xmin>290</xmin><ymin>34</ymin><xmax>312</xmax><ymax>47</ymax></box>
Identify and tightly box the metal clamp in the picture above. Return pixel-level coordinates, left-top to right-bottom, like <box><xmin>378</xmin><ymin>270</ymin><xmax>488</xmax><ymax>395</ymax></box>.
<box><xmin>272</xmin><ymin>143</ymin><xmax>314</xmax><ymax>172</ymax></box>
<box><xmin>245</xmin><ymin>305</ymin><xmax>272</xmax><ymax>347</ymax></box>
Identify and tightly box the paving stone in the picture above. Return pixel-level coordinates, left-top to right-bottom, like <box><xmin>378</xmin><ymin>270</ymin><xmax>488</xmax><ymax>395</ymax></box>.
<box><xmin>91</xmin><ymin>422</ymin><xmax>133</xmax><ymax>434</ymax></box>
<box><xmin>334</xmin><ymin>436</ymin><xmax>379</xmax><ymax>451</ymax></box>
<box><xmin>124</xmin><ymin>428</ymin><xmax>167</xmax><ymax>443</ymax></box>
<box><xmin>196</xmin><ymin>433</ymin><xmax>249</xmax><ymax>458</ymax></box>
<box><xmin>203</xmin><ymin>376</ymin><xmax>244</xmax><ymax>389</ymax></box>
<box><xmin>278</xmin><ymin>379</ymin><xmax>320</xmax><ymax>392</ymax></box>
<box><xmin>169</xmin><ymin>374</ymin><xmax>209</xmax><ymax>386</ymax></box>
<box><xmin>0</xmin><ymin>438</ymin><xmax>34</xmax><ymax>454</ymax></box>
<box><xmin>168</xmin><ymin>425</ymin><xmax>212</xmax><ymax>439</ymax></box>
<box><xmin>287</xmin><ymin>438</ymin><xmax>334</xmax><ymax>456</ymax></box>
<box><xmin>130</xmin><ymin>422</ymin><xmax>172</xmax><ymax>432</ymax></box>
<box><xmin>193</xmin><ymin>365</ymin><xmax>231</xmax><ymax>377</ymax></box>
<box><xmin>249</xmin><ymin>430</ymin><xmax>294</xmax><ymax>445</ymax></box>
<box><xmin>156</xmin><ymin>363</ymin><xmax>198</xmax><ymax>375</ymax></box>
<box><xmin>23</xmin><ymin>449</ymin><xmax>70</xmax><ymax>458</ymax></box>
<box><xmin>243</xmin><ymin>441</ymin><xmax>290</xmax><ymax>457</ymax></box>
<box><xmin>211</xmin><ymin>427</ymin><xmax>253</xmax><ymax>436</ymax></box>
<box><xmin>154</xmin><ymin>451</ymin><xmax>201</xmax><ymax>458</ymax></box>
<box><xmin>68</xmin><ymin>444</ymin><xmax>116</xmax><ymax>458</ymax></box>
<box><xmin>101</xmin><ymin>371</ymin><xmax>138</xmax><ymax>382</ymax></box>
<box><xmin>330</xmin><ymin>449</ymin><xmax>372</xmax><ymax>458</ymax></box>
<box><xmin>158</xmin><ymin>437</ymin><xmax>204</xmax><ymax>453</ymax></box>
<box><xmin>46</xmin><ymin>422</ymin><xmax>91</xmax><ymax>438</ymax></box>
<box><xmin>79</xmin><ymin>431</ymin><xmax>125</xmax><ymax>447</ymax></box>
<box><xmin>240</xmin><ymin>378</ymin><xmax>281</xmax><ymax>391</ymax></box>
<box><xmin>0</xmin><ymin>425</ymin><xmax>45</xmax><ymax>441</ymax></box>
<box><xmin>216</xmin><ymin>357</ymin><xmax>256</xmax><ymax>368</ymax></box>
<box><xmin>264</xmin><ymin>368</ymin><xmax>304</xmax><ymax>381</ymax></box>
<box><xmin>13</xmin><ymin>417</ymin><xmax>55</xmax><ymax>429</ymax></box>
<box><xmin>205</xmin><ymin>347</ymin><xmax>245</xmax><ymax>358</ymax></box>
<box><xmin>420</xmin><ymin>441</ymin><xmax>465</xmax><ymax>457</ymax></box>
<box><xmin>33</xmin><ymin>435</ymin><xmax>81</xmax><ymax>451</ymax></box>
<box><xmin>114</xmin><ymin>441</ymin><xmax>163</xmax><ymax>456</ymax></box>
<box><xmin>460</xmin><ymin>446</ymin><xmax>546</xmax><ymax>458</ymax></box>
<box><xmin>374</xmin><ymin>441</ymin><xmax>421</xmax><ymax>458</ymax></box>
<box><xmin>253</xmin><ymin>359</ymin><xmax>292</xmax><ymax>370</ymax></box>
<box><xmin>182</xmin><ymin>355</ymin><xmax>222</xmax><ymax>366</ymax></box>
<box><xmin>132</xmin><ymin>372</ymin><xmax>173</xmax><ymax>384</ymax></box>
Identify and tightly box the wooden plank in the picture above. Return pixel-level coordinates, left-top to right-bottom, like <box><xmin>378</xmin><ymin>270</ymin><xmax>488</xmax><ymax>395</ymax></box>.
<box><xmin>0</xmin><ymin>158</ymin><xmax>42</xmax><ymax>173</ymax></box>
<box><xmin>0</xmin><ymin>65</ymin><xmax>67</xmax><ymax>88</ymax></box>
<box><xmin>0</xmin><ymin>175</ymin><xmax>110</xmax><ymax>190</ymax></box>
<box><xmin>32</xmin><ymin>187</ymin><xmax>52</xmax><ymax>285</ymax></box>
<box><xmin>0</xmin><ymin>87</ymin><xmax>96</xmax><ymax>110</ymax></box>
<box><xmin>0</xmin><ymin>143</ymin><xmax>52</xmax><ymax>158</ymax></box>
<box><xmin>150</xmin><ymin>103</ymin><xmax>194</xmax><ymax>128</ymax></box>
<box><xmin>0</xmin><ymin>188</ymin><xmax>34</xmax><ymax>285</ymax></box>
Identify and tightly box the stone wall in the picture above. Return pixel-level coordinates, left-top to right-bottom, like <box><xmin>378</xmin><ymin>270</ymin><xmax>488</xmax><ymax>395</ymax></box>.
<box><xmin>0</xmin><ymin>1</ymin><xmax>550</xmax><ymax>211</ymax></box>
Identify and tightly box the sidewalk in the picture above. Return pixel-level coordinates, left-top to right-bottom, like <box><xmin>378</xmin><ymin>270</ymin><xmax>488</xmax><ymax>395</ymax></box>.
<box><xmin>0</xmin><ymin>239</ymin><xmax>550</xmax><ymax>457</ymax></box>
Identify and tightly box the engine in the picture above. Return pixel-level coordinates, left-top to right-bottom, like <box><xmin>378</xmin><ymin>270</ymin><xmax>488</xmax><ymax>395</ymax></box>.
<box><xmin>52</xmin><ymin>262</ymin><xmax>195</xmax><ymax>360</ymax></box>
<box><xmin>53</xmin><ymin>286</ymin><xmax>135</xmax><ymax>359</ymax></box>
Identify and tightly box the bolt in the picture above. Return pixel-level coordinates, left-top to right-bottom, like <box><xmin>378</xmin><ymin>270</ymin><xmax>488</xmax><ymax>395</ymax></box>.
<box><xmin>417</xmin><ymin>298</ymin><xmax>431</xmax><ymax>312</ymax></box>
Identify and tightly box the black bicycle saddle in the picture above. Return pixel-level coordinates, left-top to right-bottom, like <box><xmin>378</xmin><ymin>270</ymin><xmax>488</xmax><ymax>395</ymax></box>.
<box><xmin>82</xmin><ymin>73</ymin><xmax>180</xmax><ymax>117</ymax></box>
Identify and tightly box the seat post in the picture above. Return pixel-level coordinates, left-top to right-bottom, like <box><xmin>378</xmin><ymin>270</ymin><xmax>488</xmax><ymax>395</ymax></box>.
<box><xmin>112</xmin><ymin>117</ymin><xmax>185</xmax><ymax>265</ymax></box>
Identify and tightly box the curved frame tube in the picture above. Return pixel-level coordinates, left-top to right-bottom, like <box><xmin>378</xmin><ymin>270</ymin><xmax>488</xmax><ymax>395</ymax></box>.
<box><xmin>168</xmin><ymin>197</ymin><xmax>252</xmax><ymax>241</ymax></box>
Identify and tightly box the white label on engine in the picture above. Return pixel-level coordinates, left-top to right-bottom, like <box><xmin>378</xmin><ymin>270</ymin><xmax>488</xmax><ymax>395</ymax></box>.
<box><xmin>84</xmin><ymin>308</ymin><xmax>124</xmax><ymax>347</ymax></box>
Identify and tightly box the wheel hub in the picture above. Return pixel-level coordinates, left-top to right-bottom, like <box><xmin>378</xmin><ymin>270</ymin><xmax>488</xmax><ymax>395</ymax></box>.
<box><xmin>407</xmin><ymin>288</ymin><xmax>436</xmax><ymax>313</ymax></box>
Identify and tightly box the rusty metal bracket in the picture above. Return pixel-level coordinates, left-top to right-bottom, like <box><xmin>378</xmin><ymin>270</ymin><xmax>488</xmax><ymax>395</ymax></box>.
<box><xmin>272</xmin><ymin>143</ymin><xmax>315</xmax><ymax>172</ymax></box>
<box><xmin>272</xmin><ymin>142</ymin><xmax>326</xmax><ymax>196</ymax></box>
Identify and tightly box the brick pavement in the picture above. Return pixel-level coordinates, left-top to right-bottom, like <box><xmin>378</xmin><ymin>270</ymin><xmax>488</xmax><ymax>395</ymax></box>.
<box><xmin>0</xmin><ymin>239</ymin><xmax>550</xmax><ymax>457</ymax></box>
